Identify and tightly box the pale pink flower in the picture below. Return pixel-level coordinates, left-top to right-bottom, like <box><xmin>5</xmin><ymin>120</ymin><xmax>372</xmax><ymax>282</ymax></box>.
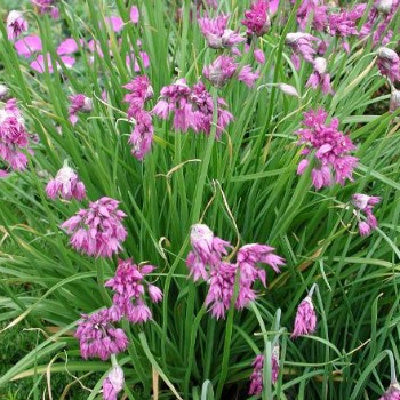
<box><xmin>352</xmin><ymin>193</ymin><xmax>380</xmax><ymax>237</ymax></box>
<box><xmin>130</xmin><ymin>6</ymin><xmax>139</xmax><ymax>23</ymax></box>
<box><xmin>69</xmin><ymin>94</ymin><xmax>92</xmax><ymax>125</ymax></box>
<box><xmin>103</xmin><ymin>366</ymin><xmax>124</xmax><ymax>400</ymax></box>
<box><xmin>61</xmin><ymin>197</ymin><xmax>127</xmax><ymax>257</ymax></box>
<box><xmin>30</xmin><ymin>54</ymin><xmax>75</xmax><ymax>73</ymax></box>
<box><xmin>46</xmin><ymin>164</ymin><xmax>86</xmax><ymax>200</ymax></box>
<box><xmin>57</xmin><ymin>38</ymin><xmax>79</xmax><ymax>55</ymax></box>
<box><xmin>292</xmin><ymin>295</ymin><xmax>317</xmax><ymax>337</ymax></box>
<box><xmin>0</xmin><ymin>85</ymin><xmax>9</xmax><ymax>100</ymax></box>
<box><xmin>278</xmin><ymin>83</ymin><xmax>299</xmax><ymax>97</ymax></box>
<box><xmin>105</xmin><ymin>16</ymin><xmax>124</xmax><ymax>33</ymax></box>
<box><xmin>286</xmin><ymin>32</ymin><xmax>320</xmax><ymax>70</ymax></box>
<box><xmin>14</xmin><ymin>35</ymin><xmax>42</xmax><ymax>58</ymax></box>
<box><xmin>6</xmin><ymin>10</ymin><xmax>28</xmax><ymax>41</ymax></box>
<box><xmin>377</xmin><ymin>47</ymin><xmax>400</xmax><ymax>82</ymax></box>
<box><xmin>379</xmin><ymin>382</ymin><xmax>400</xmax><ymax>400</ymax></box>
<box><xmin>390</xmin><ymin>89</ymin><xmax>400</xmax><ymax>112</ymax></box>
<box><xmin>306</xmin><ymin>57</ymin><xmax>334</xmax><ymax>95</ymax></box>
<box><xmin>238</xmin><ymin>65</ymin><xmax>259</xmax><ymax>87</ymax></box>
<box><xmin>254</xmin><ymin>48</ymin><xmax>266</xmax><ymax>64</ymax></box>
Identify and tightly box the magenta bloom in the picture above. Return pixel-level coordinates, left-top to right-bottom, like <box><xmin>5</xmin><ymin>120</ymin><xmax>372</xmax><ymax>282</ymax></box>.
<box><xmin>190</xmin><ymin>81</ymin><xmax>233</xmax><ymax>138</ymax></box>
<box><xmin>105</xmin><ymin>16</ymin><xmax>124</xmax><ymax>33</ymax></box>
<box><xmin>292</xmin><ymin>295</ymin><xmax>317</xmax><ymax>337</ymax></box>
<box><xmin>286</xmin><ymin>32</ymin><xmax>320</xmax><ymax>70</ymax></box>
<box><xmin>46</xmin><ymin>165</ymin><xmax>86</xmax><ymax>201</ymax></box>
<box><xmin>14</xmin><ymin>35</ymin><xmax>42</xmax><ymax>58</ymax></box>
<box><xmin>296</xmin><ymin>0</ymin><xmax>328</xmax><ymax>31</ymax></box>
<box><xmin>124</xmin><ymin>75</ymin><xmax>154</xmax><ymax>160</ymax></box>
<box><xmin>241</xmin><ymin>0</ymin><xmax>271</xmax><ymax>36</ymax></box>
<box><xmin>198</xmin><ymin>15</ymin><xmax>244</xmax><ymax>49</ymax></box>
<box><xmin>186</xmin><ymin>224</ymin><xmax>283</xmax><ymax>318</ymax></box>
<box><xmin>69</xmin><ymin>94</ymin><xmax>92</xmax><ymax>125</ymax></box>
<box><xmin>153</xmin><ymin>78</ymin><xmax>194</xmax><ymax>132</ymax></box>
<box><xmin>31</xmin><ymin>0</ymin><xmax>59</xmax><ymax>18</ymax></box>
<box><xmin>61</xmin><ymin>197</ymin><xmax>127</xmax><ymax>257</ymax></box>
<box><xmin>296</xmin><ymin>109</ymin><xmax>358</xmax><ymax>190</ymax></box>
<box><xmin>238</xmin><ymin>65</ymin><xmax>259</xmax><ymax>87</ymax></box>
<box><xmin>254</xmin><ymin>48</ymin><xmax>266</xmax><ymax>64</ymax></box>
<box><xmin>57</xmin><ymin>38</ymin><xmax>79</xmax><ymax>55</ymax></box>
<box><xmin>377</xmin><ymin>47</ymin><xmax>400</xmax><ymax>82</ymax></box>
<box><xmin>380</xmin><ymin>382</ymin><xmax>400</xmax><ymax>400</ymax></box>
<box><xmin>352</xmin><ymin>193</ymin><xmax>380</xmax><ymax>237</ymax></box>
<box><xmin>203</xmin><ymin>56</ymin><xmax>238</xmax><ymax>88</ymax></box>
<box><xmin>0</xmin><ymin>98</ymin><xmax>32</xmax><ymax>171</ymax></box>
<box><xmin>30</xmin><ymin>54</ymin><xmax>75</xmax><ymax>73</ymax></box>
<box><xmin>306</xmin><ymin>57</ymin><xmax>334</xmax><ymax>95</ymax></box>
<box><xmin>103</xmin><ymin>366</ymin><xmax>124</xmax><ymax>400</ymax></box>
<box><xmin>6</xmin><ymin>10</ymin><xmax>28</xmax><ymax>41</ymax></box>
<box><xmin>130</xmin><ymin>6</ymin><xmax>139</xmax><ymax>23</ymax></box>
<box><xmin>249</xmin><ymin>348</ymin><xmax>280</xmax><ymax>395</ymax></box>
<box><xmin>75</xmin><ymin>309</ymin><xmax>128</xmax><ymax>360</ymax></box>
<box><xmin>105</xmin><ymin>259</ymin><xmax>162</xmax><ymax>323</ymax></box>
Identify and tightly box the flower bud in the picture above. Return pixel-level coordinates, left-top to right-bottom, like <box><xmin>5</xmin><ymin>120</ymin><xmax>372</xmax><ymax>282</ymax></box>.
<box><xmin>390</xmin><ymin>89</ymin><xmax>400</xmax><ymax>112</ymax></box>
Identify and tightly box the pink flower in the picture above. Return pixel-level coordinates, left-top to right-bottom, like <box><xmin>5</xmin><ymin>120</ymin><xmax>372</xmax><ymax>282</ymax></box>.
<box><xmin>6</xmin><ymin>10</ymin><xmax>28</xmax><ymax>41</ymax></box>
<box><xmin>103</xmin><ymin>366</ymin><xmax>124</xmax><ymax>400</ymax></box>
<box><xmin>254</xmin><ymin>48</ymin><xmax>266</xmax><ymax>64</ymax></box>
<box><xmin>286</xmin><ymin>32</ymin><xmax>320</xmax><ymax>70</ymax></box>
<box><xmin>238</xmin><ymin>65</ymin><xmax>259</xmax><ymax>87</ymax></box>
<box><xmin>278</xmin><ymin>83</ymin><xmax>299</xmax><ymax>97</ymax></box>
<box><xmin>296</xmin><ymin>109</ymin><xmax>358</xmax><ymax>190</ymax></box>
<box><xmin>0</xmin><ymin>98</ymin><xmax>33</xmax><ymax>172</ymax></box>
<box><xmin>46</xmin><ymin>164</ymin><xmax>86</xmax><ymax>200</ymax></box>
<box><xmin>57</xmin><ymin>38</ymin><xmax>79</xmax><ymax>55</ymax></box>
<box><xmin>75</xmin><ymin>309</ymin><xmax>128</xmax><ymax>360</ymax></box>
<box><xmin>377</xmin><ymin>47</ymin><xmax>400</xmax><ymax>82</ymax></box>
<box><xmin>69</xmin><ymin>94</ymin><xmax>92</xmax><ymax>125</ymax></box>
<box><xmin>306</xmin><ymin>57</ymin><xmax>334</xmax><ymax>95</ymax></box>
<box><xmin>198</xmin><ymin>15</ymin><xmax>244</xmax><ymax>49</ymax></box>
<box><xmin>379</xmin><ymin>382</ymin><xmax>400</xmax><ymax>400</ymax></box>
<box><xmin>123</xmin><ymin>75</ymin><xmax>154</xmax><ymax>160</ymax></box>
<box><xmin>30</xmin><ymin>54</ymin><xmax>75</xmax><ymax>73</ymax></box>
<box><xmin>190</xmin><ymin>81</ymin><xmax>233</xmax><ymax>138</ymax></box>
<box><xmin>296</xmin><ymin>0</ymin><xmax>327</xmax><ymax>31</ymax></box>
<box><xmin>292</xmin><ymin>295</ymin><xmax>317</xmax><ymax>337</ymax></box>
<box><xmin>61</xmin><ymin>197</ymin><xmax>127</xmax><ymax>257</ymax></box>
<box><xmin>31</xmin><ymin>0</ymin><xmax>59</xmax><ymax>18</ymax></box>
<box><xmin>105</xmin><ymin>16</ymin><xmax>124</xmax><ymax>33</ymax></box>
<box><xmin>249</xmin><ymin>347</ymin><xmax>280</xmax><ymax>395</ymax></box>
<box><xmin>203</xmin><ymin>56</ymin><xmax>237</xmax><ymax>87</ymax></box>
<box><xmin>14</xmin><ymin>35</ymin><xmax>42</xmax><ymax>58</ymax></box>
<box><xmin>130</xmin><ymin>6</ymin><xmax>139</xmax><ymax>23</ymax></box>
<box><xmin>241</xmin><ymin>0</ymin><xmax>271</xmax><ymax>36</ymax></box>
<box><xmin>105</xmin><ymin>259</ymin><xmax>162</xmax><ymax>323</ymax></box>
<box><xmin>352</xmin><ymin>193</ymin><xmax>380</xmax><ymax>237</ymax></box>
<box><xmin>390</xmin><ymin>89</ymin><xmax>400</xmax><ymax>112</ymax></box>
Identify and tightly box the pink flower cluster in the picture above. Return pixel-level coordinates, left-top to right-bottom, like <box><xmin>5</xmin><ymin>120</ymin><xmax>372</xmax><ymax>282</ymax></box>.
<box><xmin>61</xmin><ymin>197</ymin><xmax>127</xmax><ymax>257</ymax></box>
<box><xmin>306</xmin><ymin>57</ymin><xmax>334</xmax><ymax>95</ymax></box>
<box><xmin>292</xmin><ymin>294</ymin><xmax>317</xmax><ymax>338</ymax></box>
<box><xmin>0</xmin><ymin>98</ymin><xmax>33</xmax><ymax>174</ymax></box>
<box><xmin>286</xmin><ymin>32</ymin><xmax>321</xmax><ymax>70</ymax></box>
<box><xmin>6</xmin><ymin>10</ymin><xmax>28</xmax><ymax>41</ymax></box>
<box><xmin>105</xmin><ymin>259</ymin><xmax>162</xmax><ymax>323</ymax></box>
<box><xmin>376</xmin><ymin>47</ymin><xmax>400</xmax><ymax>83</ymax></box>
<box><xmin>46</xmin><ymin>165</ymin><xmax>86</xmax><ymax>200</ymax></box>
<box><xmin>31</xmin><ymin>0</ymin><xmax>59</xmax><ymax>18</ymax></box>
<box><xmin>186</xmin><ymin>224</ymin><xmax>284</xmax><ymax>319</ymax></box>
<box><xmin>380</xmin><ymin>382</ymin><xmax>400</xmax><ymax>400</ymax></box>
<box><xmin>69</xmin><ymin>95</ymin><xmax>92</xmax><ymax>125</ymax></box>
<box><xmin>153</xmin><ymin>79</ymin><xmax>233</xmax><ymax>137</ymax></box>
<box><xmin>241</xmin><ymin>0</ymin><xmax>271</xmax><ymax>36</ymax></box>
<box><xmin>352</xmin><ymin>193</ymin><xmax>380</xmax><ymax>237</ymax></box>
<box><xmin>203</xmin><ymin>55</ymin><xmax>259</xmax><ymax>88</ymax></box>
<box><xmin>198</xmin><ymin>15</ymin><xmax>243</xmax><ymax>49</ymax></box>
<box><xmin>249</xmin><ymin>347</ymin><xmax>280</xmax><ymax>395</ymax></box>
<box><xmin>75</xmin><ymin>309</ymin><xmax>129</xmax><ymax>360</ymax></box>
<box><xmin>296</xmin><ymin>109</ymin><xmax>358</xmax><ymax>190</ymax></box>
<box><xmin>123</xmin><ymin>75</ymin><xmax>154</xmax><ymax>160</ymax></box>
<box><xmin>103</xmin><ymin>366</ymin><xmax>124</xmax><ymax>400</ymax></box>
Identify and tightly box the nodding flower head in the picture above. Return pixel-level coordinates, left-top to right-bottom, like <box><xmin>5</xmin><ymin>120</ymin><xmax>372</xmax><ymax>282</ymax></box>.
<box><xmin>6</xmin><ymin>10</ymin><xmax>28</xmax><ymax>41</ymax></box>
<box><xmin>292</xmin><ymin>292</ymin><xmax>317</xmax><ymax>338</ymax></box>
<box><xmin>241</xmin><ymin>0</ymin><xmax>271</xmax><ymax>36</ymax></box>
<box><xmin>376</xmin><ymin>47</ymin><xmax>400</xmax><ymax>82</ymax></box>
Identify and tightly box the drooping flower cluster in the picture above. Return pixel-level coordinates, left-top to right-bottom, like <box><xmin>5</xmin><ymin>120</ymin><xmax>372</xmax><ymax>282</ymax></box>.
<box><xmin>61</xmin><ymin>197</ymin><xmax>127</xmax><ymax>257</ymax></box>
<box><xmin>46</xmin><ymin>164</ymin><xmax>86</xmax><ymax>200</ymax></box>
<box><xmin>69</xmin><ymin>95</ymin><xmax>92</xmax><ymax>125</ymax></box>
<box><xmin>296</xmin><ymin>109</ymin><xmax>358</xmax><ymax>190</ymax></box>
<box><xmin>249</xmin><ymin>346</ymin><xmax>280</xmax><ymax>395</ymax></box>
<box><xmin>103</xmin><ymin>365</ymin><xmax>124</xmax><ymax>400</ymax></box>
<box><xmin>198</xmin><ymin>15</ymin><xmax>243</xmax><ymax>49</ymax></box>
<box><xmin>75</xmin><ymin>309</ymin><xmax>129</xmax><ymax>360</ymax></box>
<box><xmin>203</xmin><ymin>55</ymin><xmax>259</xmax><ymax>88</ymax></box>
<box><xmin>153</xmin><ymin>79</ymin><xmax>233</xmax><ymax>136</ymax></box>
<box><xmin>380</xmin><ymin>382</ymin><xmax>400</xmax><ymax>400</ymax></box>
<box><xmin>292</xmin><ymin>291</ymin><xmax>317</xmax><ymax>338</ymax></box>
<box><xmin>241</xmin><ymin>0</ymin><xmax>271</xmax><ymax>36</ymax></box>
<box><xmin>0</xmin><ymin>98</ymin><xmax>33</xmax><ymax>174</ymax></box>
<box><xmin>306</xmin><ymin>57</ymin><xmax>334</xmax><ymax>95</ymax></box>
<box><xmin>6</xmin><ymin>10</ymin><xmax>28</xmax><ymax>41</ymax></box>
<box><xmin>105</xmin><ymin>259</ymin><xmax>162</xmax><ymax>323</ymax></box>
<box><xmin>123</xmin><ymin>75</ymin><xmax>154</xmax><ymax>160</ymax></box>
<box><xmin>186</xmin><ymin>224</ymin><xmax>284</xmax><ymax>319</ymax></box>
<box><xmin>286</xmin><ymin>32</ymin><xmax>320</xmax><ymax>71</ymax></box>
<box><xmin>352</xmin><ymin>193</ymin><xmax>380</xmax><ymax>237</ymax></box>
<box><xmin>296</xmin><ymin>0</ymin><xmax>328</xmax><ymax>31</ymax></box>
<box><xmin>31</xmin><ymin>0</ymin><xmax>59</xmax><ymax>18</ymax></box>
<box><xmin>376</xmin><ymin>47</ymin><xmax>400</xmax><ymax>83</ymax></box>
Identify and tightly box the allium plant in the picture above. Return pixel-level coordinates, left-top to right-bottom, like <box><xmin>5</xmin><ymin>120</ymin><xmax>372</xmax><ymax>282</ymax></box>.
<box><xmin>1</xmin><ymin>0</ymin><xmax>400</xmax><ymax>399</ymax></box>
